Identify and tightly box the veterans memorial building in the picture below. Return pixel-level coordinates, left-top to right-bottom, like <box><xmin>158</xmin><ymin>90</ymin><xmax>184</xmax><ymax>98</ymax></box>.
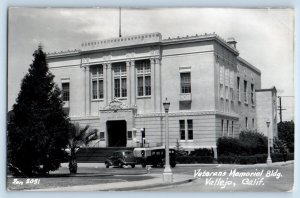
<box><xmin>47</xmin><ymin>32</ymin><xmax>277</xmax><ymax>152</ymax></box>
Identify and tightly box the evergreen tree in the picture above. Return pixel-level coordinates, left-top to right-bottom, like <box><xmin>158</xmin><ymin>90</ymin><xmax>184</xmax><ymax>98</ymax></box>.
<box><xmin>7</xmin><ymin>45</ymin><xmax>70</xmax><ymax>175</ymax></box>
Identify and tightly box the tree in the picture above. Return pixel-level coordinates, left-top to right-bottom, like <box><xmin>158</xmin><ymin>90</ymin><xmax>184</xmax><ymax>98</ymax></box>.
<box><xmin>278</xmin><ymin>121</ymin><xmax>294</xmax><ymax>152</ymax></box>
<box><xmin>174</xmin><ymin>139</ymin><xmax>187</xmax><ymax>157</ymax></box>
<box><xmin>67</xmin><ymin>123</ymin><xmax>98</xmax><ymax>174</ymax></box>
<box><xmin>7</xmin><ymin>45</ymin><xmax>70</xmax><ymax>175</ymax></box>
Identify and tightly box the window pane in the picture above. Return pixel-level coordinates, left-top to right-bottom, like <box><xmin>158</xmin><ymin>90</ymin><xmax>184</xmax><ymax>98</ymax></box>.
<box><xmin>100</xmin><ymin>132</ymin><xmax>105</xmax><ymax>140</ymax></box>
<box><xmin>145</xmin><ymin>76</ymin><xmax>151</xmax><ymax>95</ymax></box>
<box><xmin>98</xmin><ymin>80</ymin><xmax>103</xmax><ymax>98</ymax></box>
<box><xmin>127</xmin><ymin>131</ymin><xmax>132</xmax><ymax>140</ymax></box>
<box><xmin>237</xmin><ymin>77</ymin><xmax>240</xmax><ymax>101</ymax></box>
<box><xmin>62</xmin><ymin>83</ymin><xmax>70</xmax><ymax>101</ymax></box>
<box><xmin>92</xmin><ymin>80</ymin><xmax>97</xmax><ymax>99</ymax></box>
<box><xmin>137</xmin><ymin>77</ymin><xmax>143</xmax><ymax>96</ymax></box>
<box><xmin>187</xmin><ymin>120</ymin><xmax>193</xmax><ymax>140</ymax></box>
<box><xmin>121</xmin><ymin>78</ymin><xmax>127</xmax><ymax>97</ymax></box>
<box><xmin>181</xmin><ymin>73</ymin><xmax>191</xmax><ymax>93</ymax></box>
<box><xmin>114</xmin><ymin>79</ymin><xmax>120</xmax><ymax>97</ymax></box>
<box><xmin>244</xmin><ymin>80</ymin><xmax>247</xmax><ymax>102</ymax></box>
<box><xmin>179</xmin><ymin>120</ymin><xmax>185</xmax><ymax>140</ymax></box>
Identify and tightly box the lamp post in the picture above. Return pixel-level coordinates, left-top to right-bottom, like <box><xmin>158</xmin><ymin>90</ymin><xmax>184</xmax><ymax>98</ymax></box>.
<box><xmin>266</xmin><ymin>121</ymin><xmax>272</xmax><ymax>165</ymax></box>
<box><xmin>162</xmin><ymin>98</ymin><xmax>173</xmax><ymax>183</ymax></box>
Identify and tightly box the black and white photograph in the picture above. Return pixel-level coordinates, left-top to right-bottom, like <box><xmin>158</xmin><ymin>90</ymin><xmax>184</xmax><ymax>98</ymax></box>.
<box><xmin>6</xmin><ymin>7</ymin><xmax>294</xmax><ymax>192</ymax></box>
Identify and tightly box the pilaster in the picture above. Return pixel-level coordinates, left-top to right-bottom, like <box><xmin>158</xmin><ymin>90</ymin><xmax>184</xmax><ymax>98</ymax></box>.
<box><xmin>126</xmin><ymin>61</ymin><xmax>132</xmax><ymax>105</ymax></box>
<box><xmin>85</xmin><ymin>66</ymin><xmax>91</xmax><ymax>115</ymax></box>
<box><xmin>130</xmin><ymin>60</ymin><xmax>136</xmax><ymax>105</ymax></box>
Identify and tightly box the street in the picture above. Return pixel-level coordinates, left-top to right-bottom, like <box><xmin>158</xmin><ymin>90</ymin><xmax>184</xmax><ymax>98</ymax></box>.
<box><xmin>7</xmin><ymin>162</ymin><xmax>294</xmax><ymax>192</ymax></box>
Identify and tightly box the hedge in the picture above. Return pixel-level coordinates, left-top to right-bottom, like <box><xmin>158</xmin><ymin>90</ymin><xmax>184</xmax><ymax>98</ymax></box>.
<box><xmin>218</xmin><ymin>153</ymin><xmax>294</xmax><ymax>164</ymax></box>
<box><xmin>176</xmin><ymin>156</ymin><xmax>214</xmax><ymax>164</ymax></box>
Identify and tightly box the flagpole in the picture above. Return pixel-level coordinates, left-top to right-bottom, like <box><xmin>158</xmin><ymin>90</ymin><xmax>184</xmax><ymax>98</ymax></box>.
<box><xmin>119</xmin><ymin>8</ymin><xmax>122</xmax><ymax>37</ymax></box>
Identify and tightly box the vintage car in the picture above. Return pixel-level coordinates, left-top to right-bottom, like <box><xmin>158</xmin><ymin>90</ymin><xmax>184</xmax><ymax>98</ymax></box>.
<box><xmin>133</xmin><ymin>147</ymin><xmax>176</xmax><ymax>168</ymax></box>
<box><xmin>104</xmin><ymin>150</ymin><xmax>136</xmax><ymax>168</ymax></box>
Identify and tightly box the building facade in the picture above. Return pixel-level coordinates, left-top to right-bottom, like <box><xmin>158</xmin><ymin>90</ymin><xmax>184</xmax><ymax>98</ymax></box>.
<box><xmin>47</xmin><ymin>32</ymin><xmax>276</xmax><ymax>153</ymax></box>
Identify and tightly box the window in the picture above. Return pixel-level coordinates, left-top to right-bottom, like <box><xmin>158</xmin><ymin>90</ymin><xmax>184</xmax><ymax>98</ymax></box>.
<box><xmin>237</xmin><ymin>77</ymin><xmax>240</xmax><ymax>101</ymax></box>
<box><xmin>187</xmin><ymin>120</ymin><xmax>193</xmax><ymax>140</ymax></box>
<box><xmin>136</xmin><ymin>60</ymin><xmax>151</xmax><ymax>96</ymax></box>
<box><xmin>232</xmin><ymin>121</ymin><xmax>234</xmax><ymax>137</ymax></box>
<box><xmin>179</xmin><ymin>120</ymin><xmax>185</xmax><ymax>140</ymax></box>
<box><xmin>252</xmin><ymin>118</ymin><xmax>255</xmax><ymax>129</ymax></box>
<box><xmin>244</xmin><ymin>80</ymin><xmax>248</xmax><ymax>103</ymax></box>
<box><xmin>251</xmin><ymin>83</ymin><xmax>255</xmax><ymax>104</ymax></box>
<box><xmin>230</xmin><ymin>88</ymin><xmax>234</xmax><ymax>101</ymax></box>
<box><xmin>221</xmin><ymin>119</ymin><xmax>224</xmax><ymax>136</ymax></box>
<box><xmin>245</xmin><ymin>117</ymin><xmax>248</xmax><ymax>129</ymax></box>
<box><xmin>225</xmin><ymin>86</ymin><xmax>229</xmax><ymax>100</ymax></box>
<box><xmin>227</xmin><ymin>120</ymin><xmax>229</xmax><ymax>136</ymax></box>
<box><xmin>91</xmin><ymin>65</ymin><xmax>104</xmax><ymax>99</ymax></box>
<box><xmin>113</xmin><ymin>63</ymin><xmax>127</xmax><ymax>98</ymax></box>
<box><xmin>62</xmin><ymin>82</ymin><xmax>70</xmax><ymax>102</ymax></box>
<box><xmin>100</xmin><ymin>132</ymin><xmax>105</xmax><ymax>140</ymax></box>
<box><xmin>220</xmin><ymin>84</ymin><xmax>224</xmax><ymax>98</ymax></box>
<box><xmin>180</xmin><ymin>73</ymin><xmax>191</xmax><ymax>93</ymax></box>
<box><xmin>127</xmin><ymin>131</ymin><xmax>132</xmax><ymax>140</ymax></box>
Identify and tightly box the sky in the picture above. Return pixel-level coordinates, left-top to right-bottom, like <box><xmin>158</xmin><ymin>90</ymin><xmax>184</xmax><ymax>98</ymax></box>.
<box><xmin>7</xmin><ymin>8</ymin><xmax>295</xmax><ymax>121</ymax></box>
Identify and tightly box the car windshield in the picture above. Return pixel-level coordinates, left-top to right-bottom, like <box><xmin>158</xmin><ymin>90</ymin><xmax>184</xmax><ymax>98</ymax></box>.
<box><xmin>124</xmin><ymin>151</ymin><xmax>133</xmax><ymax>156</ymax></box>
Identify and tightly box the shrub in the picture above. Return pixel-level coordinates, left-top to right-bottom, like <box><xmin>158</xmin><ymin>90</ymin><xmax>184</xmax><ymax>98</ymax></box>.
<box><xmin>189</xmin><ymin>148</ymin><xmax>214</xmax><ymax>157</ymax></box>
<box><xmin>217</xmin><ymin>154</ymin><xmax>238</xmax><ymax>164</ymax></box>
<box><xmin>239</xmin><ymin>130</ymin><xmax>268</xmax><ymax>155</ymax></box>
<box><xmin>278</xmin><ymin>121</ymin><xmax>294</xmax><ymax>153</ymax></box>
<box><xmin>217</xmin><ymin>137</ymin><xmax>241</xmax><ymax>156</ymax></box>
<box><xmin>176</xmin><ymin>156</ymin><xmax>214</xmax><ymax>164</ymax></box>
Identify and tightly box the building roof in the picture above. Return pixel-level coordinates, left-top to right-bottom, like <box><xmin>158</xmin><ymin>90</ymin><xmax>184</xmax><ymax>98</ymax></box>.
<box><xmin>46</xmin><ymin>32</ymin><xmax>239</xmax><ymax>58</ymax></box>
<box><xmin>237</xmin><ymin>56</ymin><xmax>261</xmax><ymax>75</ymax></box>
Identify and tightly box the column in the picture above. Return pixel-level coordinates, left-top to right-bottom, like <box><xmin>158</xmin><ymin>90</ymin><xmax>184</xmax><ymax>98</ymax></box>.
<box><xmin>150</xmin><ymin>58</ymin><xmax>156</xmax><ymax>112</ymax></box>
<box><xmin>85</xmin><ymin>65</ymin><xmax>91</xmax><ymax>115</ymax></box>
<box><xmin>126</xmin><ymin>61</ymin><xmax>131</xmax><ymax>105</ymax></box>
<box><xmin>106</xmin><ymin>62</ymin><xmax>112</xmax><ymax>103</ymax></box>
<box><xmin>103</xmin><ymin>63</ymin><xmax>107</xmax><ymax>105</ymax></box>
<box><xmin>154</xmin><ymin>58</ymin><xmax>162</xmax><ymax>112</ymax></box>
<box><xmin>130</xmin><ymin>60</ymin><xmax>136</xmax><ymax>105</ymax></box>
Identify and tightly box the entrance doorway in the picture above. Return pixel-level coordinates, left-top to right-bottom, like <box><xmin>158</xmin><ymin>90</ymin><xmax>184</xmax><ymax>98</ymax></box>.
<box><xmin>107</xmin><ymin>120</ymin><xmax>127</xmax><ymax>147</ymax></box>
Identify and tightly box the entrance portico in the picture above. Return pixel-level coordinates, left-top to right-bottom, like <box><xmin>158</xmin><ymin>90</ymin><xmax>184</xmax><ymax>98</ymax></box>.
<box><xmin>100</xmin><ymin>98</ymin><xmax>137</xmax><ymax>147</ymax></box>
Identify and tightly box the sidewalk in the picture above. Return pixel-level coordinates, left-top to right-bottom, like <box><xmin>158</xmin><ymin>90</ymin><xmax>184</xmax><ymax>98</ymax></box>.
<box><xmin>62</xmin><ymin>160</ymin><xmax>294</xmax><ymax>168</ymax></box>
<box><xmin>28</xmin><ymin>173</ymin><xmax>194</xmax><ymax>192</ymax></box>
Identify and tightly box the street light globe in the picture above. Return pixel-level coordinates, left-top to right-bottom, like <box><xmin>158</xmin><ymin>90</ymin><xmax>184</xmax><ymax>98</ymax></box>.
<box><xmin>163</xmin><ymin>98</ymin><xmax>170</xmax><ymax>113</ymax></box>
<box><xmin>266</xmin><ymin>121</ymin><xmax>270</xmax><ymax>127</ymax></box>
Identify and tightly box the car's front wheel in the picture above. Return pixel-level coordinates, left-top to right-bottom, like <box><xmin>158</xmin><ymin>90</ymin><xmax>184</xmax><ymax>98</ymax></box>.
<box><xmin>105</xmin><ymin>162</ymin><xmax>109</xmax><ymax>168</ymax></box>
<box><xmin>118</xmin><ymin>162</ymin><xmax>124</xmax><ymax>168</ymax></box>
<box><xmin>131</xmin><ymin>164</ymin><xmax>135</xmax><ymax>168</ymax></box>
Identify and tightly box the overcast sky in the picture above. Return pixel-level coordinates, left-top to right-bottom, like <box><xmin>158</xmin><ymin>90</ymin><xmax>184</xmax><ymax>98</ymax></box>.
<box><xmin>8</xmin><ymin>8</ymin><xmax>294</xmax><ymax>121</ymax></box>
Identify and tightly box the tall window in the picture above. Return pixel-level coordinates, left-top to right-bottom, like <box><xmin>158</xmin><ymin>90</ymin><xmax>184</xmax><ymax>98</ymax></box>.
<box><xmin>251</xmin><ymin>83</ymin><xmax>254</xmax><ymax>104</ymax></box>
<box><xmin>62</xmin><ymin>82</ymin><xmax>70</xmax><ymax>102</ymax></box>
<box><xmin>113</xmin><ymin>63</ymin><xmax>127</xmax><ymax>98</ymax></box>
<box><xmin>136</xmin><ymin>60</ymin><xmax>151</xmax><ymax>96</ymax></box>
<box><xmin>179</xmin><ymin>120</ymin><xmax>185</xmax><ymax>140</ymax></box>
<box><xmin>221</xmin><ymin>119</ymin><xmax>224</xmax><ymax>136</ymax></box>
<box><xmin>91</xmin><ymin>65</ymin><xmax>103</xmax><ymax>99</ymax></box>
<box><xmin>237</xmin><ymin>77</ymin><xmax>240</xmax><ymax>101</ymax></box>
<box><xmin>220</xmin><ymin>84</ymin><xmax>224</xmax><ymax>98</ymax></box>
<box><xmin>232</xmin><ymin>121</ymin><xmax>234</xmax><ymax>137</ymax></box>
<box><xmin>227</xmin><ymin>120</ymin><xmax>229</xmax><ymax>136</ymax></box>
<box><xmin>244</xmin><ymin>80</ymin><xmax>248</xmax><ymax>103</ymax></box>
<box><xmin>187</xmin><ymin>120</ymin><xmax>193</xmax><ymax>140</ymax></box>
<box><xmin>245</xmin><ymin>117</ymin><xmax>248</xmax><ymax>129</ymax></box>
<box><xmin>252</xmin><ymin>118</ymin><xmax>255</xmax><ymax>129</ymax></box>
<box><xmin>225</xmin><ymin>86</ymin><xmax>229</xmax><ymax>100</ymax></box>
<box><xmin>180</xmin><ymin>72</ymin><xmax>191</xmax><ymax>93</ymax></box>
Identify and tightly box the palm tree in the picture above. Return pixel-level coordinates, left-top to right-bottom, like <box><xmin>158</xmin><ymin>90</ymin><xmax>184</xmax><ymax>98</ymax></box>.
<box><xmin>67</xmin><ymin>122</ymin><xmax>98</xmax><ymax>174</ymax></box>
